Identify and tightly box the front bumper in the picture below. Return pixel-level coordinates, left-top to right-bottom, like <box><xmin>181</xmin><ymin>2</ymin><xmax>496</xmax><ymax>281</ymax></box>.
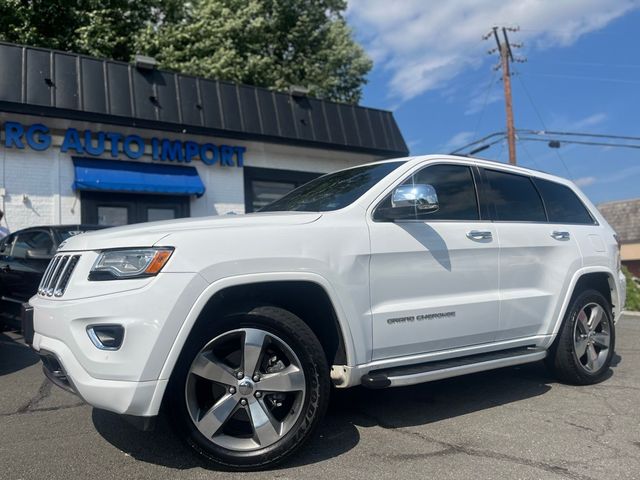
<box><xmin>32</xmin><ymin>333</ymin><xmax>165</xmax><ymax>416</ymax></box>
<box><xmin>29</xmin><ymin>271</ymin><xmax>208</xmax><ymax>416</ymax></box>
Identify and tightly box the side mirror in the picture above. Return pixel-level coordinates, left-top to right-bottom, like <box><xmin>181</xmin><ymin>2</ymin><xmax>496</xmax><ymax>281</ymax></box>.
<box><xmin>25</xmin><ymin>248</ymin><xmax>53</xmax><ymax>260</ymax></box>
<box><xmin>391</xmin><ymin>184</ymin><xmax>439</xmax><ymax>212</ymax></box>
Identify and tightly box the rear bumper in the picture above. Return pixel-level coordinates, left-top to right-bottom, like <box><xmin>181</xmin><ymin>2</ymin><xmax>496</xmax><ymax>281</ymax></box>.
<box><xmin>617</xmin><ymin>270</ymin><xmax>627</xmax><ymax>322</ymax></box>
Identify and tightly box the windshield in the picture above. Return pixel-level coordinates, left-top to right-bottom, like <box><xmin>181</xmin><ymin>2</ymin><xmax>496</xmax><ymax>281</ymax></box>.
<box><xmin>260</xmin><ymin>161</ymin><xmax>405</xmax><ymax>212</ymax></box>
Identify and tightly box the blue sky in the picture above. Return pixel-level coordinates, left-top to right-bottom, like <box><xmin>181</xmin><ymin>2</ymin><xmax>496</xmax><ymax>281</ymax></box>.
<box><xmin>347</xmin><ymin>1</ymin><xmax>640</xmax><ymax>205</ymax></box>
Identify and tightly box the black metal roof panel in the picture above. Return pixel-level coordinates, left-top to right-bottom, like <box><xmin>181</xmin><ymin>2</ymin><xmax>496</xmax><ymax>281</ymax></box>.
<box><xmin>0</xmin><ymin>42</ymin><xmax>408</xmax><ymax>157</ymax></box>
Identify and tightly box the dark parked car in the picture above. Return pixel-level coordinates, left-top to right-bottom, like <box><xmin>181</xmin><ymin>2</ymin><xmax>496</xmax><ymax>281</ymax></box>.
<box><xmin>0</xmin><ymin>225</ymin><xmax>105</xmax><ymax>329</ymax></box>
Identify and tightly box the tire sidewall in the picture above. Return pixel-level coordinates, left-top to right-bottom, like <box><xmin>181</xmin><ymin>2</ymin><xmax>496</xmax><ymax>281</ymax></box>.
<box><xmin>561</xmin><ymin>290</ymin><xmax>615</xmax><ymax>381</ymax></box>
<box><xmin>167</xmin><ymin>307</ymin><xmax>329</xmax><ymax>470</ymax></box>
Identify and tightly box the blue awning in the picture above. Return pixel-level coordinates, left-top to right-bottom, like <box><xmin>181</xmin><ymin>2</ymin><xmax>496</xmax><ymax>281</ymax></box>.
<box><xmin>72</xmin><ymin>158</ymin><xmax>205</xmax><ymax>197</ymax></box>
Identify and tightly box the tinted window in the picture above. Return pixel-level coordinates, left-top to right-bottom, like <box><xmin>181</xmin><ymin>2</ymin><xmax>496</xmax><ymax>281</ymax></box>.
<box><xmin>484</xmin><ymin>169</ymin><xmax>546</xmax><ymax>222</ymax></box>
<box><xmin>0</xmin><ymin>234</ymin><xmax>15</xmax><ymax>255</ymax></box>
<box><xmin>375</xmin><ymin>164</ymin><xmax>479</xmax><ymax>221</ymax></box>
<box><xmin>13</xmin><ymin>230</ymin><xmax>54</xmax><ymax>259</ymax></box>
<box><xmin>533</xmin><ymin>178</ymin><xmax>594</xmax><ymax>224</ymax></box>
<box><xmin>261</xmin><ymin>161</ymin><xmax>405</xmax><ymax>212</ymax></box>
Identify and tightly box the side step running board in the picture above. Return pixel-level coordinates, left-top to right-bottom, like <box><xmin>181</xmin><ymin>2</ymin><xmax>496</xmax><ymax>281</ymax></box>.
<box><xmin>361</xmin><ymin>346</ymin><xmax>547</xmax><ymax>389</ymax></box>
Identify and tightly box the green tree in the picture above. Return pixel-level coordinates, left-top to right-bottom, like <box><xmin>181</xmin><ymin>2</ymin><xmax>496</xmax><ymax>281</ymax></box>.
<box><xmin>75</xmin><ymin>0</ymin><xmax>164</xmax><ymax>61</ymax></box>
<box><xmin>0</xmin><ymin>0</ymin><xmax>371</xmax><ymax>103</ymax></box>
<box><xmin>0</xmin><ymin>0</ymin><xmax>174</xmax><ymax>61</ymax></box>
<box><xmin>623</xmin><ymin>266</ymin><xmax>640</xmax><ymax>311</ymax></box>
<box><xmin>0</xmin><ymin>0</ymin><xmax>85</xmax><ymax>51</ymax></box>
<box><xmin>137</xmin><ymin>0</ymin><xmax>372</xmax><ymax>103</ymax></box>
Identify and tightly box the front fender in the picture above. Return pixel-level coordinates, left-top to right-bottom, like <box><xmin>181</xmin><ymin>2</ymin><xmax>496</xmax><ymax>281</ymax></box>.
<box><xmin>144</xmin><ymin>271</ymin><xmax>357</xmax><ymax>416</ymax></box>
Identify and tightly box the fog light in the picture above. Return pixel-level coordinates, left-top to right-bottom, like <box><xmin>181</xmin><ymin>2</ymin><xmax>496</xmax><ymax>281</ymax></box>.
<box><xmin>87</xmin><ymin>325</ymin><xmax>125</xmax><ymax>350</ymax></box>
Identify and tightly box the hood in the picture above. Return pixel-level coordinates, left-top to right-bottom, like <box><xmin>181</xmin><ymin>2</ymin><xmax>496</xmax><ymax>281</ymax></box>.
<box><xmin>58</xmin><ymin>211</ymin><xmax>322</xmax><ymax>251</ymax></box>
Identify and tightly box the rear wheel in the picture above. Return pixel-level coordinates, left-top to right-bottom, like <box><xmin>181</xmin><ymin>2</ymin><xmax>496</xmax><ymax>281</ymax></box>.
<box><xmin>167</xmin><ymin>306</ymin><xmax>329</xmax><ymax>470</ymax></box>
<box><xmin>547</xmin><ymin>289</ymin><xmax>615</xmax><ymax>385</ymax></box>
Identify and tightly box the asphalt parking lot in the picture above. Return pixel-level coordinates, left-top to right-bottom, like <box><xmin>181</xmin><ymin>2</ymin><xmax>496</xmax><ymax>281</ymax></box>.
<box><xmin>1</xmin><ymin>315</ymin><xmax>639</xmax><ymax>480</ymax></box>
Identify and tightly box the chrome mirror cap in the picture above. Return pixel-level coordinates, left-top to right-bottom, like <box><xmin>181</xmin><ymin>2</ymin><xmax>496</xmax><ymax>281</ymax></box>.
<box><xmin>391</xmin><ymin>184</ymin><xmax>439</xmax><ymax>212</ymax></box>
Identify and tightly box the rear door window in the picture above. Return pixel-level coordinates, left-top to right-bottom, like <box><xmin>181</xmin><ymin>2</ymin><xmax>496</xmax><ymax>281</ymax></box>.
<box><xmin>483</xmin><ymin>169</ymin><xmax>546</xmax><ymax>222</ymax></box>
<box><xmin>533</xmin><ymin>178</ymin><xmax>595</xmax><ymax>224</ymax></box>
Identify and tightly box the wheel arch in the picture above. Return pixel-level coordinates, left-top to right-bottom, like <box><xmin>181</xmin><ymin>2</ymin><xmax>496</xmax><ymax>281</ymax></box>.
<box><xmin>552</xmin><ymin>267</ymin><xmax>621</xmax><ymax>338</ymax></box>
<box><xmin>146</xmin><ymin>273</ymin><xmax>355</xmax><ymax>416</ymax></box>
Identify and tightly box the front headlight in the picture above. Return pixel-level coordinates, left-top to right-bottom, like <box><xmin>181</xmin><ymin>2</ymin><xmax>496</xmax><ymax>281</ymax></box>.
<box><xmin>89</xmin><ymin>248</ymin><xmax>173</xmax><ymax>280</ymax></box>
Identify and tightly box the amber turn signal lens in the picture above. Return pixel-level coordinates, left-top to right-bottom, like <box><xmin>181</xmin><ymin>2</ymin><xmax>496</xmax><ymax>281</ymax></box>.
<box><xmin>144</xmin><ymin>250</ymin><xmax>173</xmax><ymax>274</ymax></box>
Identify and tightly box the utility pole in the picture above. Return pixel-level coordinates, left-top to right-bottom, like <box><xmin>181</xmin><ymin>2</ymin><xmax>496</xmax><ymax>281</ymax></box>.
<box><xmin>484</xmin><ymin>26</ymin><xmax>525</xmax><ymax>165</ymax></box>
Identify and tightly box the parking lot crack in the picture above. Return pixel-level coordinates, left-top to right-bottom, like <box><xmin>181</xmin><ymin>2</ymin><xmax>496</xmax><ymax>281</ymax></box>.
<box><xmin>564</xmin><ymin>420</ymin><xmax>598</xmax><ymax>433</ymax></box>
<box><xmin>16</xmin><ymin>379</ymin><xmax>52</xmax><ymax>414</ymax></box>
<box><xmin>357</xmin><ymin>411</ymin><xmax>596</xmax><ymax>480</ymax></box>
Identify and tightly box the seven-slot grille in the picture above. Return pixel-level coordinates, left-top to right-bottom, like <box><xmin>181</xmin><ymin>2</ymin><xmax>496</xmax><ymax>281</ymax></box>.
<box><xmin>38</xmin><ymin>254</ymin><xmax>81</xmax><ymax>297</ymax></box>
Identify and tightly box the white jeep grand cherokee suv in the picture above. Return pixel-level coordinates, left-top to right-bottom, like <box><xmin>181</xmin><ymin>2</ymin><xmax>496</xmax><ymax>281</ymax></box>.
<box><xmin>26</xmin><ymin>155</ymin><xmax>626</xmax><ymax>469</ymax></box>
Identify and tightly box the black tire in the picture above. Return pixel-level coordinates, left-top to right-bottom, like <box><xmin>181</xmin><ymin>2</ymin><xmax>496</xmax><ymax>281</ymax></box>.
<box><xmin>166</xmin><ymin>305</ymin><xmax>330</xmax><ymax>470</ymax></box>
<box><xmin>547</xmin><ymin>289</ymin><xmax>615</xmax><ymax>385</ymax></box>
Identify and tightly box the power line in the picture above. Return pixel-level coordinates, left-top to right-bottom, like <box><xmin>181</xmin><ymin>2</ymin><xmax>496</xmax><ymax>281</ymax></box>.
<box><xmin>449</xmin><ymin>131</ymin><xmax>506</xmax><ymax>154</ymax></box>
<box><xmin>517</xmin><ymin>139</ymin><xmax>543</xmax><ymax>170</ymax></box>
<box><xmin>471</xmin><ymin>69</ymin><xmax>499</xmax><ymax>142</ymax></box>
<box><xmin>517</xmin><ymin>27</ymin><xmax>627</xmax><ymax>38</ymax></box>
<box><xmin>519</xmin><ymin>136</ymin><xmax>640</xmax><ymax>150</ymax></box>
<box><xmin>524</xmin><ymin>72</ymin><xmax>640</xmax><ymax>85</ymax></box>
<box><xmin>537</xmin><ymin>61</ymin><xmax>640</xmax><ymax>69</ymax></box>
<box><xmin>514</xmin><ymin>75</ymin><xmax>572</xmax><ymax>178</ymax></box>
<box><xmin>519</xmin><ymin>129</ymin><xmax>640</xmax><ymax>142</ymax></box>
<box><xmin>468</xmin><ymin>135</ymin><xmax>507</xmax><ymax>155</ymax></box>
<box><xmin>516</xmin><ymin>76</ymin><xmax>548</xmax><ymax>129</ymax></box>
<box><xmin>495</xmin><ymin>139</ymin><xmax>505</xmax><ymax>162</ymax></box>
<box><xmin>452</xmin><ymin>128</ymin><xmax>640</xmax><ymax>155</ymax></box>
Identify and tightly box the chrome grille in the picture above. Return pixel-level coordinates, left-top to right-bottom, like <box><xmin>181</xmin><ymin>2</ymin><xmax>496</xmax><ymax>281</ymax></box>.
<box><xmin>38</xmin><ymin>254</ymin><xmax>81</xmax><ymax>297</ymax></box>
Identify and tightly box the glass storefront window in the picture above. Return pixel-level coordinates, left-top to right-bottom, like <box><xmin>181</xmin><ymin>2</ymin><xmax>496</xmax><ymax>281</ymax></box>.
<box><xmin>98</xmin><ymin>206</ymin><xmax>128</xmax><ymax>226</ymax></box>
<box><xmin>147</xmin><ymin>208</ymin><xmax>176</xmax><ymax>222</ymax></box>
<box><xmin>250</xmin><ymin>180</ymin><xmax>297</xmax><ymax>212</ymax></box>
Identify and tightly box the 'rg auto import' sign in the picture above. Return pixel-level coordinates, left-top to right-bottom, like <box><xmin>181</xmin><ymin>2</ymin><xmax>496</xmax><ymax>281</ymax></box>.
<box><xmin>1</xmin><ymin>120</ymin><xmax>246</xmax><ymax>167</ymax></box>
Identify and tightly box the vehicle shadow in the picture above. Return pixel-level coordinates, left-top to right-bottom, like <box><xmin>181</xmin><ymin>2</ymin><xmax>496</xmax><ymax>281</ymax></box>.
<box><xmin>0</xmin><ymin>330</ymin><xmax>38</xmax><ymax>376</ymax></box>
<box><xmin>92</xmin><ymin>360</ymin><xmax>585</xmax><ymax>471</ymax></box>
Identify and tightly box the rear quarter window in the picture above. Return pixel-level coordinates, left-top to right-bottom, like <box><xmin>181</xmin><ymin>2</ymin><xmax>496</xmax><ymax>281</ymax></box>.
<box><xmin>483</xmin><ymin>169</ymin><xmax>546</xmax><ymax>222</ymax></box>
<box><xmin>533</xmin><ymin>178</ymin><xmax>595</xmax><ymax>224</ymax></box>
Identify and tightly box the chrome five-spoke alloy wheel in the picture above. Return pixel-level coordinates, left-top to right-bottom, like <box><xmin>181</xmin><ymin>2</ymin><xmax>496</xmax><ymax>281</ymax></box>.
<box><xmin>185</xmin><ymin>328</ymin><xmax>306</xmax><ymax>452</ymax></box>
<box><xmin>573</xmin><ymin>302</ymin><xmax>611</xmax><ymax>373</ymax></box>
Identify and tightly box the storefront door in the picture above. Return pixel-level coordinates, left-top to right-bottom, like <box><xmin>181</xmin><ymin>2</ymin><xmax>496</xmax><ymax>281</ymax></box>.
<box><xmin>81</xmin><ymin>192</ymin><xmax>190</xmax><ymax>226</ymax></box>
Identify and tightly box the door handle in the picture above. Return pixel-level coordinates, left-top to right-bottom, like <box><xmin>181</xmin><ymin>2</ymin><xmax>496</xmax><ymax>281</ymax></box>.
<box><xmin>1</xmin><ymin>265</ymin><xmax>10</xmax><ymax>273</ymax></box>
<box><xmin>467</xmin><ymin>230</ymin><xmax>493</xmax><ymax>240</ymax></box>
<box><xmin>551</xmin><ymin>231</ymin><xmax>570</xmax><ymax>241</ymax></box>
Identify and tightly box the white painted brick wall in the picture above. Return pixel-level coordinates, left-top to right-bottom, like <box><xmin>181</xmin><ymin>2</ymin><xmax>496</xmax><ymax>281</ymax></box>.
<box><xmin>0</xmin><ymin>116</ymin><xmax>381</xmax><ymax>232</ymax></box>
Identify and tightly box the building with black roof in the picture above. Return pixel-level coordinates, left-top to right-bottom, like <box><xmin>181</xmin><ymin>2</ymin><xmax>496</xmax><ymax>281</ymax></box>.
<box><xmin>598</xmin><ymin>198</ymin><xmax>640</xmax><ymax>276</ymax></box>
<box><xmin>0</xmin><ymin>42</ymin><xmax>407</xmax><ymax>230</ymax></box>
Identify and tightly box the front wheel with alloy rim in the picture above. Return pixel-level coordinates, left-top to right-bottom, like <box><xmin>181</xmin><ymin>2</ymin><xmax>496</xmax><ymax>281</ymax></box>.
<box><xmin>547</xmin><ymin>289</ymin><xmax>615</xmax><ymax>385</ymax></box>
<box><xmin>167</xmin><ymin>306</ymin><xmax>330</xmax><ymax>470</ymax></box>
